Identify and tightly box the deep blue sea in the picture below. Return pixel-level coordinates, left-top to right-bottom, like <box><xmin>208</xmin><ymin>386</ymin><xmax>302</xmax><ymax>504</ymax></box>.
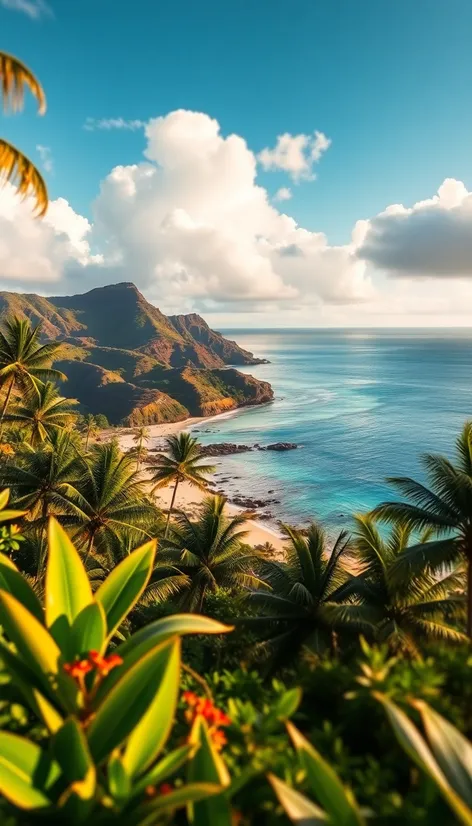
<box><xmin>188</xmin><ymin>329</ymin><xmax>472</xmax><ymax>531</ymax></box>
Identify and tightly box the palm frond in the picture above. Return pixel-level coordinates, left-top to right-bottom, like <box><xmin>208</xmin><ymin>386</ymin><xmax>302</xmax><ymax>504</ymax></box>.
<box><xmin>0</xmin><ymin>52</ymin><xmax>46</xmax><ymax>114</ymax></box>
<box><xmin>0</xmin><ymin>140</ymin><xmax>48</xmax><ymax>216</ymax></box>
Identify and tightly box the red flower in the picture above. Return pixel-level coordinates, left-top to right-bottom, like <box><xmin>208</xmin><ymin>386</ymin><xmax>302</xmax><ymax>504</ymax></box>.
<box><xmin>159</xmin><ymin>783</ymin><xmax>173</xmax><ymax>795</ymax></box>
<box><xmin>209</xmin><ymin>728</ymin><xmax>227</xmax><ymax>751</ymax></box>
<box><xmin>182</xmin><ymin>692</ymin><xmax>231</xmax><ymax>751</ymax></box>
<box><xmin>63</xmin><ymin>659</ymin><xmax>93</xmax><ymax>679</ymax></box>
<box><xmin>88</xmin><ymin>650</ymin><xmax>123</xmax><ymax>676</ymax></box>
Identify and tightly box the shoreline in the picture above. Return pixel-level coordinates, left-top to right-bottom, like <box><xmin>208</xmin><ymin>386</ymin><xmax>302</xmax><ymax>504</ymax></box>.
<box><xmin>105</xmin><ymin>410</ymin><xmax>286</xmax><ymax>556</ymax></box>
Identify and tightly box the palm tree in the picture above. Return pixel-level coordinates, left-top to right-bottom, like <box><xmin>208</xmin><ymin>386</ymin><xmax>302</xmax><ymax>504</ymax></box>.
<box><xmin>245</xmin><ymin>523</ymin><xmax>371</xmax><ymax>668</ymax></box>
<box><xmin>0</xmin><ymin>432</ymin><xmax>83</xmax><ymax>578</ymax></box>
<box><xmin>1</xmin><ymin>52</ymin><xmax>48</xmax><ymax>215</ymax></box>
<box><xmin>4</xmin><ymin>381</ymin><xmax>78</xmax><ymax>447</ymax></box>
<box><xmin>0</xmin><ymin>317</ymin><xmax>66</xmax><ymax>436</ymax></box>
<box><xmin>0</xmin><ymin>431</ymin><xmax>81</xmax><ymax>525</ymax></box>
<box><xmin>81</xmin><ymin>414</ymin><xmax>99</xmax><ymax>450</ymax></box>
<box><xmin>133</xmin><ymin>425</ymin><xmax>150</xmax><ymax>470</ymax></box>
<box><xmin>67</xmin><ymin>441</ymin><xmax>158</xmax><ymax>560</ymax></box>
<box><xmin>344</xmin><ymin>514</ymin><xmax>466</xmax><ymax>655</ymax></box>
<box><xmin>162</xmin><ymin>495</ymin><xmax>261</xmax><ymax>611</ymax></box>
<box><xmin>149</xmin><ymin>432</ymin><xmax>215</xmax><ymax>536</ymax></box>
<box><xmin>372</xmin><ymin>421</ymin><xmax>472</xmax><ymax>637</ymax></box>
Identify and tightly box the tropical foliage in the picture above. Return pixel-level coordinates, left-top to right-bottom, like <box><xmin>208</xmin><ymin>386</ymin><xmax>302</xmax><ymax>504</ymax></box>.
<box><xmin>0</xmin><ymin>51</ymin><xmax>48</xmax><ymax>215</ymax></box>
<box><xmin>149</xmin><ymin>433</ymin><xmax>215</xmax><ymax>535</ymax></box>
<box><xmin>372</xmin><ymin>420</ymin><xmax>472</xmax><ymax>636</ymax></box>
<box><xmin>0</xmin><ymin>309</ymin><xmax>471</xmax><ymax>824</ymax></box>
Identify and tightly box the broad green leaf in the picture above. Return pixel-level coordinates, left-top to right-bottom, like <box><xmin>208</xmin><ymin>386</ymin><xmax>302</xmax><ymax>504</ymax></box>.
<box><xmin>187</xmin><ymin>715</ymin><xmax>231</xmax><ymax>826</ymax></box>
<box><xmin>417</xmin><ymin>701</ymin><xmax>472</xmax><ymax>807</ymax></box>
<box><xmin>0</xmin><ymin>509</ymin><xmax>27</xmax><ymax>523</ymax></box>
<box><xmin>0</xmin><ymin>590</ymin><xmax>61</xmax><ymax>684</ymax></box>
<box><xmin>273</xmin><ymin>687</ymin><xmax>302</xmax><ymax>721</ymax></box>
<box><xmin>134</xmin><ymin>745</ymin><xmax>196</xmax><ymax>797</ymax></box>
<box><xmin>95</xmin><ymin>540</ymin><xmax>156</xmax><ymax>640</ymax></box>
<box><xmin>287</xmin><ymin>722</ymin><xmax>365</xmax><ymax>826</ymax></box>
<box><xmin>87</xmin><ymin>636</ymin><xmax>179</xmax><ymax>765</ymax></box>
<box><xmin>0</xmin><ymin>731</ymin><xmax>60</xmax><ymax>810</ymax></box>
<box><xmin>0</xmin><ymin>488</ymin><xmax>9</xmax><ymax>510</ymax></box>
<box><xmin>0</xmin><ymin>591</ymin><xmax>77</xmax><ymax>713</ymax></box>
<box><xmin>376</xmin><ymin>693</ymin><xmax>472</xmax><ymax>826</ymax></box>
<box><xmin>0</xmin><ymin>641</ymin><xmax>63</xmax><ymax>732</ymax></box>
<box><xmin>0</xmin><ymin>552</ymin><xmax>43</xmax><ymax>622</ymax></box>
<box><xmin>46</xmin><ymin>519</ymin><xmax>93</xmax><ymax>651</ymax></box>
<box><xmin>268</xmin><ymin>773</ymin><xmax>328</xmax><ymax>824</ymax></box>
<box><xmin>53</xmin><ymin>717</ymin><xmax>95</xmax><ymax>791</ymax></box>
<box><xmin>108</xmin><ymin>752</ymin><xmax>130</xmax><ymax>801</ymax></box>
<box><xmin>71</xmin><ymin>601</ymin><xmax>106</xmax><ymax>658</ymax></box>
<box><xmin>138</xmin><ymin>783</ymin><xmax>222</xmax><ymax>824</ymax></box>
<box><xmin>103</xmin><ymin>614</ymin><xmax>232</xmax><ymax>702</ymax></box>
<box><xmin>122</xmin><ymin>636</ymin><xmax>180</xmax><ymax>778</ymax></box>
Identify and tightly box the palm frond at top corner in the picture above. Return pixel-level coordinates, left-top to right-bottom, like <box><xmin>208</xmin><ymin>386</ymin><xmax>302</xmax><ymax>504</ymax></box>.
<box><xmin>0</xmin><ymin>140</ymin><xmax>48</xmax><ymax>216</ymax></box>
<box><xmin>0</xmin><ymin>52</ymin><xmax>46</xmax><ymax>114</ymax></box>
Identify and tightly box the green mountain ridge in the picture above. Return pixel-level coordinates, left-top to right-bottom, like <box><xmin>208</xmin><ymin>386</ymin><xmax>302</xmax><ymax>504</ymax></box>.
<box><xmin>0</xmin><ymin>282</ymin><xmax>274</xmax><ymax>425</ymax></box>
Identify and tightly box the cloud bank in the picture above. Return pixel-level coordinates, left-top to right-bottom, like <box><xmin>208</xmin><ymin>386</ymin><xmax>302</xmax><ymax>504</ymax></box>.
<box><xmin>0</xmin><ymin>109</ymin><xmax>471</xmax><ymax>324</ymax></box>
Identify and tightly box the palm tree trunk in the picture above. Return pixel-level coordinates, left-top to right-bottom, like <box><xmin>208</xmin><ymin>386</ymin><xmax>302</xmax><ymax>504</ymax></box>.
<box><xmin>35</xmin><ymin>498</ymin><xmax>49</xmax><ymax>584</ymax></box>
<box><xmin>197</xmin><ymin>584</ymin><xmax>207</xmax><ymax>613</ymax></box>
<box><xmin>85</xmin><ymin>427</ymin><xmax>90</xmax><ymax>450</ymax></box>
<box><xmin>467</xmin><ymin>554</ymin><xmax>472</xmax><ymax>639</ymax></box>
<box><xmin>0</xmin><ymin>377</ymin><xmax>15</xmax><ymax>440</ymax></box>
<box><xmin>164</xmin><ymin>479</ymin><xmax>179</xmax><ymax>538</ymax></box>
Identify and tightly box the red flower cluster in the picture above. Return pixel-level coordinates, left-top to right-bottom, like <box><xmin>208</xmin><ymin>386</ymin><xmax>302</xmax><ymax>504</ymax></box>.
<box><xmin>63</xmin><ymin>650</ymin><xmax>123</xmax><ymax>684</ymax></box>
<box><xmin>182</xmin><ymin>691</ymin><xmax>231</xmax><ymax>751</ymax></box>
<box><xmin>145</xmin><ymin>782</ymin><xmax>173</xmax><ymax>799</ymax></box>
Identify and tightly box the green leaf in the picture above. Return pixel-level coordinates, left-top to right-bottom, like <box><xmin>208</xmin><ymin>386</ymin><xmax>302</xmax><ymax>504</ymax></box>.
<box><xmin>95</xmin><ymin>540</ymin><xmax>156</xmax><ymax>640</ymax></box>
<box><xmin>268</xmin><ymin>773</ymin><xmax>328</xmax><ymax>824</ymax></box>
<box><xmin>71</xmin><ymin>602</ymin><xmax>106</xmax><ymax>658</ymax></box>
<box><xmin>0</xmin><ymin>731</ymin><xmax>60</xmax><ymax>810</ymax></box>
<box><xmin>122</xmin><ymin>635</ymin><xmax>180</xmax><ymax>778</ymax></box>
<box><xmin>417</xmin><ymin>701</ymin><xmax>472</xmax><ymax>807</ymax></box>
<box><xmin>87</xmin><ymin>636</ymin><xmax>179</xmax><ymax>765</ymax></box>
<box><xmin>0</xmin><ymin>591</ymin><xmax>77</xmax><ymax>713</ymax></box>
<box><xmin>103</xmin><ymin>614</ymin><xmax>232</xmax><ymax>701</ymax></box>
<box><xmin>53</xmin><ymin>717</ymin><xmax>95</xmax><ymax>790</ymax></box>
<box><xmin>287</xmin><ymin>722</ymin><xmax>365</xmax><ymax>826</ymax></box>
<box><xmin>108</xmin><ymin>752</ymin><xmax>131</xmax><ymax>801</ymax></box>
<box><xmin>0</xmin><ymin>551</ymin><xmax>43</xmax><ymax>622</ymax></box>
<box><xmin>138</xmin><ymin>783</ymin><xmax>222</xmax><ymax>824</ymax></box>
<box><xmin>134</xmin><ymin>744</ymin><xmax>196</xmax><ymax>797</ymax></box>
<box><xmin>376</xmin><ymin>693</ymin><xmax>472</xmax><ymax>826</ymax></box>
<box><xmin>272</xmin><ymin>687</ymin><xmax>302</xmax><ymax>721</ymax></box>
<box><xmin>46</xmin><ymin>518</ymin><xmax>93</xmax><ymax>653</ymax></box>
<box><xmin>187</xmin><ymin>715</ymin><xmax>231</xmax><ymax>826</ymax></box>
<box><xmin>0</xmin><ymin>641</ymin><xmax>63</xmax><ymax>733</ymax></box>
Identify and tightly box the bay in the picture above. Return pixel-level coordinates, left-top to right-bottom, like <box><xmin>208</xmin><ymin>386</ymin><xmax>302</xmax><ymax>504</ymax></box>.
<box><xmin>189</xmin><ymin>329</ymin><xmax>472</xmax><ymax>530</ymax></box>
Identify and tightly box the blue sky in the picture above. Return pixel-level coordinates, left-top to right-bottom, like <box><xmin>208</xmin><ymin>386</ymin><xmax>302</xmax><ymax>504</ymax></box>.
<box><xmin>2</xmin><ymin>0</ymin><xmax>472</xmax><ymax>326</ymax></box>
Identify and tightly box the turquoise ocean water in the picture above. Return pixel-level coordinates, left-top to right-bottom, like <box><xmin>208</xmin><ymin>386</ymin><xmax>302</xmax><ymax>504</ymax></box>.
<box><xmin>188</xmin><ymin>329</ymin><xmax>472</xmax><ymax>531</ymax></box>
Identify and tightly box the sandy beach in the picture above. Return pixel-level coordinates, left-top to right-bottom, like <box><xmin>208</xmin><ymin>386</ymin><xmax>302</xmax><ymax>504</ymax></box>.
<box><xmin>108</xmin><ymin>416</ymin><xmax>286</xmax><ymax>555</ymax></box>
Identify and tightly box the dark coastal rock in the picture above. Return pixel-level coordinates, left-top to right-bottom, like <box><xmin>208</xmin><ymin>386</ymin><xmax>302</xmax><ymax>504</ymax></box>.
<box><xmin>260</xmin><ymin>443</ymin><xmax>299</xmax><ymax>452</ymax></box>
<box><xmin>199</xmin><ymin>443</ymin><xmax>253</xmax><ymax>457</ymax></box>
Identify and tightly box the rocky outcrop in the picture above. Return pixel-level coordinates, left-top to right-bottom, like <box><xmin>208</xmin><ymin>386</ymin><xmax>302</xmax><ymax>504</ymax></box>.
<box><xmin>168</xmin><ymin>313</ymin><xmax>268</xmax><ymax>365</ymax></box>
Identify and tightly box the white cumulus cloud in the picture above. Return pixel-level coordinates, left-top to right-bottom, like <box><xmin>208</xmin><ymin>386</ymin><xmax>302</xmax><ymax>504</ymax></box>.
<box><xmin>273</xmin><ymin>187</ymin><xmax>292</xmax><ymax>202</ymax></box>
<box><xmin>258</xmin><ymin>130</ymin><xmax>331</xmax><ymax>182</ymax></box>
<box><xmin>358</xmin><ymin>178</ymin><xmax>472</xmax><ymax>277</ymax></box>
<box><xmin>1</xmin><ymin>110</ymin><xmax>471</xmax><ymax>325</ymax></box>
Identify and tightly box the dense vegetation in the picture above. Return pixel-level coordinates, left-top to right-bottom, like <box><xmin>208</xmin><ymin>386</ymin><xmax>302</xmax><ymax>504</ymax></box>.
<box><xmin>0</xmin><ymin>313</ymin><xmax>471</xmax><ymax>825</ymax></box>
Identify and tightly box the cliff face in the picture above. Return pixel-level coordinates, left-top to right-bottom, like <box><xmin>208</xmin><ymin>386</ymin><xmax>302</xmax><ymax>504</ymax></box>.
<box><xmin>0</xmin><ymin>283</ymin><xmax>273</xmax><ymax>426</ymax></box>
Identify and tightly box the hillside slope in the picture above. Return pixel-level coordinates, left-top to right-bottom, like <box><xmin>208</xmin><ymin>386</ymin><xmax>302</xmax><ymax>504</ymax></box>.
<box><xmin>0</xmin><ymin>282</ymin><xmax>273</xmax><ymax>425</ymax></box>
